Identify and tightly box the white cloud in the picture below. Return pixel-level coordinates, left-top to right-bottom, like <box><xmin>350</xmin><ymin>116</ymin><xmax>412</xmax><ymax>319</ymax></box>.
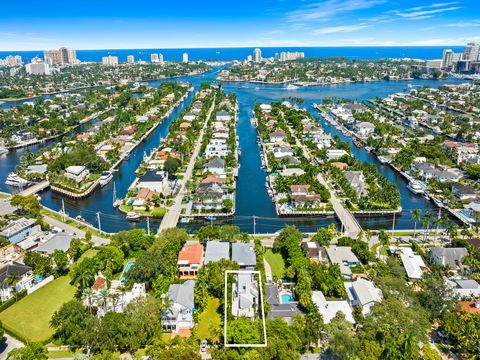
<box><xmin>392</xmin><ymin>6</ymin><xmax>461</xmax><ymax>19</ymax></box>
<box><xmin>407</xmin><ymin>2</ymin><xmax>459</xmax><ymax>11</ymax></box>
<box><xmin>447</xmin><ymin>20</ymin><xmax>480</xmax><ymax>27</ymax></box>
<box><xmin>313</xmin><ymin>24</ymin><xmax>369</xmax><ymax>34</ymax></box>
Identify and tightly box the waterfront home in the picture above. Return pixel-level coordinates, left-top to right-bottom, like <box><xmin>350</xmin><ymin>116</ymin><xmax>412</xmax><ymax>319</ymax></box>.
<box><xmin>232</xmin><ymin>272</ymin><xmax>259</xmax><ymax>319</ymax></box>
<box><xmin>177</xmin><ymin>241</ymin><xmax>204</xmax><ymax>278</ymax></box>
<box><xmin>205</xmin><ymin>139</ymin><xmax>228</xmax><ymax>158</ymax></box>
<box><xmin>179</xmin><ymin>122</ymin><xmax>191</xmax><ymax>130</ymax></box>
<box><xmin>462</xmin><ymin>202</ymin><xmax>480</xmax><ymax>224</ymax></box>
<box><xmin>344</xmin><ymin>278</ymin><xmax>383</xmax><ymax>316</ymax></box>
<box><xmin>0</xmin><ymin>218</ymin><xmax>41</xmax><ymax>245</ymax></box>
<box><xmin>204</xmin><ymin>241</ymin><xmax>230</xmax><ymax>265</ymax></box>
<box><xmin>212</xmin><ymin>129</ymin><xmax>229</xmax><ymax>140</ymax></box>
<box><xmin>64</xmin><ymin>165</ymin><xmax>90</xmax><ymax>183</ymax></box>
<box><xmin>232</xmin><ymin>242</ymin><xmax>256</xmax><ymax>270</ymax></box>
<box><xmin>132</xmin><ymin>188</ymin><xmax>160</xmax><ymax>211</ymax></box>
<box><xmin>137</xmin><ymin>170</ymin><xmax>170</xmax><ymax>196</ymax></box>
<box><xmin>26</xmin><ymin>164</ymin><xmax>48</xmax><ymax>175</ymax></box>
<box><xmin>301</xmin><ymin>241</ymin><xmax>325</xmax><ymax>262</ymax></box>
<box><xmin>445</xmin><ymin>278</ymin><xmax>480</xmax><ymax>298</ymax></box>
<box><xmin>399</xmin><ymin>247</ymin><xmax>428</xmax><ymax>281</ymax></box>
<box><xmin>269</xmin><ymin>129</ymin><xmax>287</xmax><ymax>143</ymax></box>
<box><xmin>203</xmin><ymin>157</ymin><xmax>225</xmax><ymax>174</ymax></box>
<box><xmin>118</xmin><ymin>126</ymin><xmax>136</xmax><ymax>136</ymax></box>
<box><xmin>289</xmin><ymin>185</ymin><xmax>321</xmax><ymax>209</ymax></box>
<box><xmin>413</xmin><ymin>163</ymin><xmax>462</xmax><ymax>183</ymax></box>
<box><xmin>344</xmin><ymin>171</ymin><xmax>367</xmax><ymax>197</ymax></box>
<box><xmin>77</xmin><ymin>133</ymin><xmax>91</xmax><ymax>141</ymax></box>
<box><xmin>266</xmin><ymin>284</ymin><xmax>302</xmax><ymax>324</ymax></box>
<box><xmin>444</xmin><ymin>141</ymin><xmax>478</xmax><ymax>164</ymax></box>
<box><xmin>326</xmin><ymin>149</ymin><xmax>349</xmax><ymax>160</ymax></box>
<box><xmin>260</xmin><ymin>104</ymin><xmax>272</xmax><ymax>113</ymax></box>
<box><xmin>183</xmin><ymin>113</ymin><xmax>196</xmax><ymax>122</ymax></box>
<box><xmin>0</xmin><ymin>262</ymin><xmax>34</xmax><ymax>301</ymax></box>
<box><xmin>326</xmin><ymin>246</ymin><xmax>360</xmax><ymax>279</ymax></box>
<box><xmin>194</xmin><ymin>183</ymin><xmax>226</xmax><ymax>211</ymax></box>
<box><xmin>429</xmin><ymin>247</ymin><xmax>468</xmax><ymax>270</ymax></box>
<box><xmin>331</xmin><ymin>162</ymin><xmax>348</xmax><ymax>170</ymax></box>
<box><xmin>312</xmin><ymin>291</ymin><xmax>355</xmax><ymax>324</ymax></box>
<box><xmin>343</xmin><ymin>103</ymin><xmax>366</xmax><ymax>113</ymax></box>
<box><xmin>355</xmin><ymin>122</ymin><xmax>375</xmax><ymax>138</ymax></box>
<box><xmin>201</xmin><ymin>174</ymin><xmax>226</xmax><ymax>186</ymax></box>
<box><xmin>280</xmin><ymin>168</ymin><xmax>305</xmax><ymax>177</ymax></box>
<box><xmin>162</xmin><ymin>280</ymin><xmax>195</xmax><ymax>334</ymax></box>
<box><xmin>452</xmin><ymin>184</ymin><xmax>477</xmax><ymax>201</ymax></box>
<box><xmin>216</xmin><ymin>111</ymin><xmax>231</xmax><ymax>122</ymax></box>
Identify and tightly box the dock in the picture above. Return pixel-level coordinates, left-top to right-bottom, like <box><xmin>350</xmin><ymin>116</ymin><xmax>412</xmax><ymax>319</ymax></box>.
<box><xmin>18</xmin><ymin>180</ymin><xmax>50</xmax><ymax>196</ymax></box>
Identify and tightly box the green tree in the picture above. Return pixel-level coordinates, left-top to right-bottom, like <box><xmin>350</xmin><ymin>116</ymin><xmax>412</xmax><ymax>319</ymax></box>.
<box><xmin>7</xmin><ymin>343</ymin><xmax>47</xmax><ymax>360</ymax></box>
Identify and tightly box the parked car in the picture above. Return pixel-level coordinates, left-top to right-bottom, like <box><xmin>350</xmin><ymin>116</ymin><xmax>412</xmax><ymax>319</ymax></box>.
<box><xmin>201</xmin><ymin>340</ymin><xmax>208</xmax><ymax>352</ymax></box>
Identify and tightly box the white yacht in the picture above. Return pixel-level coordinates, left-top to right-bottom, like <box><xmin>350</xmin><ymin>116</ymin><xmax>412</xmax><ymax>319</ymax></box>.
<box><xmin>5</xmin><ymin>173</ymin><xmax>29</xmax><ymax>187</ymax></box>
<box><xmin>0</xmin><ymin>146</ymin><xmax>8</xmax><ymax>155</ymax></box>
<box><xmin>126</xmin><ymin>212</ymin><xmax>141</xmax><ymax>221</ymax></box>
<box><xmin>285</xmin><ymin>84</ymin><xmax>298</xmax><ymax>90</ymax></box>
<box><xmin>99</xmin><ymin>171</ymin><xmax>113</xmax><ymax>187</ymax></box>
<box><xmin>407</xmin><ymin>180</ymin><xmax>424</xmax><ymax>195</ymax></box>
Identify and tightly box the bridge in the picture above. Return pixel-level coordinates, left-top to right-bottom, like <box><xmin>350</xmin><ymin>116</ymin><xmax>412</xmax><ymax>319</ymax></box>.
<box><xmin>19</xmin><ymin>181</ymin><xmax>50</xmax><ymax>196</ymax></box>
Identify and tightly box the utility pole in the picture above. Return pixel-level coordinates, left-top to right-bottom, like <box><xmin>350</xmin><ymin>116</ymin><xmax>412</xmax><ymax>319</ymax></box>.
<box><xmin>147</xmin><ymin>216</ymin><xmax>150</xmax><ymax>236</ymax></box>
<box><xmin>97</xmin><ymin>212</ymin><xmax>102</xmax><ymax>234</ymax></box>
<box><xmin>253</xmin><ymin>215</ymin><xmax>256</xmax><ymax>236</ymax></box>
<box><xmin>392</xmin><ymin>212</ymin><xmax>396</xmax><ymax>232</ymax></box>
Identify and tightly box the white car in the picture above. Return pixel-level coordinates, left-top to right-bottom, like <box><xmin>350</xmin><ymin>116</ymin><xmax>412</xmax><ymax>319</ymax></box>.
<box><xmin>201</xmin><ymin>340</ymin><xmax>207</xmax><ymax>352</ymax></box>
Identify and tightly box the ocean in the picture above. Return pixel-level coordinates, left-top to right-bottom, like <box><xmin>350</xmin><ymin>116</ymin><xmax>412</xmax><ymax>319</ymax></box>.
<box><xmin>0</xmin><ymin>46</ymin><xmax>463</xmax><ymax>63</ymax></box>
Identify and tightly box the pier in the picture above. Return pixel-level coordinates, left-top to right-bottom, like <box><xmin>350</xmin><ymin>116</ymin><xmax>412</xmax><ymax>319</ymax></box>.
<box><xmin>19</xmin><ymin>180</ymin><xmax>50</xmax><ymax>196</ymax></box>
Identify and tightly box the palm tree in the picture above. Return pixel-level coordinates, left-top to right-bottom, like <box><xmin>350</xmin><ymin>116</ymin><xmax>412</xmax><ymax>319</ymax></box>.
<box><xmin>82</xmin><ymin>288</ymin><xmax>95</xmax><ymax>314</ymax></box>
<box><xmin>447</xmin><ymin>222</ymin><xmax>459</xmax><ymax>241</ymax></box>
<box><xmin>421</xmin><ymin>212</ymin><xmax>433</xmax><ymax>242</ymax></box>
<box><xmin>97</xmin><ymin>288</ymin><xmax>111</xmax><ymax>312</ymax></box>
<box><xmin>432</xmin><ymin>217</ymin><xmax>443</xmax><ymax>243</ymax></box>
<box><xmin>410</xmin><ymin>209</ymin><xmax>421</xmax><ymax>240</ymax></box>
<box><xmin>461</xmin><ymin>224</ymin><xmax>471</xmax><ymax>240</ymax></box>
<box><xmin>6</xmin><ymin>275</ymin><xmax>19</xmax><ymax>300</ymax></box>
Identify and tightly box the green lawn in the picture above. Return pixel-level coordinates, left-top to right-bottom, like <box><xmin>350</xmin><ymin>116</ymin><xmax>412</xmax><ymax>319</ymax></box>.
<box><xmin>194</xmin><ymin>296</ymin><xmax>221</xmax><ymax>342</ymax></box>
<box><xmin>0</xmin><ymin>276</ymin><xmax>76</xmax><ymax>342</ymax></box>
<box><xmin>265</xmin><ymin>249</ymin><xmax>285</xmax><ymax>279</ymax></box>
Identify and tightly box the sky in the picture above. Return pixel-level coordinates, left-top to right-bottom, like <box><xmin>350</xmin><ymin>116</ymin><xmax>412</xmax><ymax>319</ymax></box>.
<box><xmin>1</xmin><ymin>0</ymin><xmax>480</xmax><ymax>50</ymax></box>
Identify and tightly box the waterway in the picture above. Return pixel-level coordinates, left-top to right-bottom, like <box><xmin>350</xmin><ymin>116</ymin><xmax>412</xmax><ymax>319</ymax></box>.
<box><xmin>0</xmin><ymin>67</ymin><xmax>468</xmax><ymax>233</ymax></box>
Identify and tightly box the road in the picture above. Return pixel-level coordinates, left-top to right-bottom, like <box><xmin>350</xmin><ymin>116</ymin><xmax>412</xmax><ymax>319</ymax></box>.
<box><xmin>0</xmin><ymin>335</ymin><xmax>24</xmax><ymax>360</ymax></box>
<box><xmin>42</xmin><ymin>214</ymin><xmax>109</xmax><ymax>246</ymax></box>
<box><xmin>158</xmin><ymin>96</ymin><xmax>216</xmax><ymax>233</ymax></box>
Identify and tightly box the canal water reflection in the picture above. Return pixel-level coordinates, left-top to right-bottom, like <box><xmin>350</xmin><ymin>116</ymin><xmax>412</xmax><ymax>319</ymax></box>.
<box><xmin>0</xmin><ymin>68</ymin><xmax>467</xmax><ymax>233</ymax></box>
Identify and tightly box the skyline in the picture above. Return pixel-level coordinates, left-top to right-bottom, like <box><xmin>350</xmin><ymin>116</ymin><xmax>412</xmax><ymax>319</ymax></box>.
<box><xmin>1</xmin><ymin>0</ymin><xmax>480</xmax><ymax>51</ymax></box>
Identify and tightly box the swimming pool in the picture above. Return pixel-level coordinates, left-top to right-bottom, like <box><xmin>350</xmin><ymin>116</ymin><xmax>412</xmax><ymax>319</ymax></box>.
<box><xmin>120</xmin><ymin>261</ymin><xmax>136</xmax><ymax>283</ymax></box>
<box><xmin>281</xmin><ymin>293</ymin><xmax>293</xmax><ymax>304</ymax></box>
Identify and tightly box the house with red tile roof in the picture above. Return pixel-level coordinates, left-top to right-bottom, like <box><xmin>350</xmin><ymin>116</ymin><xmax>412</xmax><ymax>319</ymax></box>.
<box><xmin>177</xmin><ymin>241</ymin><xmax>204</xmax><ymax>278</ymax></box>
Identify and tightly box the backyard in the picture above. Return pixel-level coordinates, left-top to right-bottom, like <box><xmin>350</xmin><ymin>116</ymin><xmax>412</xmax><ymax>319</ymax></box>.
<box><xmin>194</xmin><ymin>296</ymin><xmax>221</xmax><ymax>343</ymax></box>
<box><xmin>0</xmin><ymin>276</ymin><xmax>76</xmax><ymax>342</ymax></box>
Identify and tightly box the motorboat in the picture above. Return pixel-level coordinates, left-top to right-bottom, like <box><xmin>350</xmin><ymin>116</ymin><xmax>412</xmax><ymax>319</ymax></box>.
<box><xmin>126</xmin><ymin>212</ymin><xmax>141</xmax><ymax>221</ymax></box>
<box><xmin>406</xmin><ymin>180</ymin><xmax>424</xmax><ymax>195</ymax></box>
<box><xmin>285</xmin><ymin>84</ymin><xmax>298</xmax><ymax>90</ymax></box>
<box><xmin>377</xmin><ymin>156</ymin><xmax>388</xmax><ymax>164</ymax></box>
<box><xmin>99</xmin><ymin>171</ymin><xmax>113</xmax><ymax>187</ymax></box>
<box><xmin>75</xmin><ymin>215</ymin><xmax>91</xmax><ymax>225</ymax></box>
<box><xmin>5</xmin><ymin>173</ymin><xmax>29</xmax><ymax>187</ymax></box>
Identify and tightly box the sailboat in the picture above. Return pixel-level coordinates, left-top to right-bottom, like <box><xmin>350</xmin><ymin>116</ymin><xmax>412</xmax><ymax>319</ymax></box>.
<box><xmin>112</xmin><ymin>182</ymin><xmax>122</xmax><ymax>207</ymax></box>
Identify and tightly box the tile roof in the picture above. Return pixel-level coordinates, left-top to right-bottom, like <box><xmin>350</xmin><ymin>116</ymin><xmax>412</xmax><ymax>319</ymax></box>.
<box><xmin>178</xmin><ymin>241</ymin><xmax>203</xmax><ymax>265</ymax></box>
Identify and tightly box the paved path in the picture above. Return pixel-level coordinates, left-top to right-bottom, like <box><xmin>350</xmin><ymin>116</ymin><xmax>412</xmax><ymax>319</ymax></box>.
<box><xmin>0</xmin><ymin>335</ymin><xmax>24</xmax><ymax>360</ymax></box>
<box><xmin>158</xmin><ymin>96</ymin><xmax>216</xmax><ymax>233</ymax></box>
<box><xmin>18</xmin><ymin>180</ymin><xmax>50</xmax><ymax>196</ymax></box>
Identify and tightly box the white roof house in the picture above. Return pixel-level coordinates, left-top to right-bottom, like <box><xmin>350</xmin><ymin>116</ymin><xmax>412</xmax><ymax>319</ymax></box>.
<box><xmin>204</xmin><ymin>241</ymin><xmax>230</xmax><ymax>265</ymax></box>
<box><xmin>445</xmin><ymin>278</ymin><xmax>480</xmax><ymax>298</ymax></box>
<box><xmin>326</xmin><ymin>246</ymin><xmax>360</xmax><ymax>279</ymax></box>
<box><xmin>400</xmin><ymin>247</ymin><xmax>427</xmax><ymax>280</ymax></box>
<box><xmin>344</xmin><ymin>278</ymin><xmax>382</xmax><ymax>316</ymax></box>
<box><xmin>312</xmin><ymin>291</ymin><xmax>355</xmax><ymax>324</ymax></box>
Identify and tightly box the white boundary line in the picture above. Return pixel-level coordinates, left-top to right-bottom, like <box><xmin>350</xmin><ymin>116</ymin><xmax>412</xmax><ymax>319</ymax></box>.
<box><xmin>224</xmin><ymin>270</ymin><xmax>267</xmax><ymax>347</ymax></box>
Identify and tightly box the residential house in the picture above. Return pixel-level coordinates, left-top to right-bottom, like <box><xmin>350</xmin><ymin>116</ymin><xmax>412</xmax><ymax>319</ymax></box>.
<box><xmin>137</xmin><ymin>170</ymin><xmax>170</xmax><ymax>197</ymax></box>
<box><xmin>272</xmin><ymin>146</ymin><xmax>294</xmax><ymax>159</ymax></box>
<box><xmin>399</xmin><ymin>247</ymin><xmax>428</xmax><ymax>280</ymax></box>
<box><xmin>445</xmin><ymin>278</ymin><xmax>480</xmax><ymax>298</ymax></box>
<box><xmin>232</xmin><ymin>272</ymin><xmax>259</xmax><ymax>318</ymax></box>
<box><xmin>326</xmin><ymin>246</ymin><xmax>360</xmax><ymax>279</ymax></box>
<box><xmin>132</xmin><ymin>188</ymin><xmax>160</xmax><ymax>211</ymax></box>
<box><xmin>301</xmin><ymin>241</ymin><xmax>325</xmax><ymax>262</ymax></box>
<box><xmin>35</xmin><ymin>233</ymin><xmax>77</xmax><ymax>255</ymax></box>
<box><xmin>194</xmin><ymin>183</ymin><xmax>225</xmax><ymax>211</ymax></box>
<box><xmin>203</xmin><ymin>157</ymin><xmax>225</xmax><ymax>175</ymax></box>
<box><xmin>312</xmin><ymin>291</ymin><xmax>355</xmax><ymax>324</ymax></box>
<box><xmin>162</xmin><ymin>280</ymin><xmax>195</xmax><ymax>334</ymax></box>
<box><xmin>269</xmin><ymin>129</ymin><xmax>286</xmax><ymax>143</ymax></box>
<box><xmin>452</xmin><ymin>184</ymin><xmax>477</xmax><ymax>201</ymax></box>
<box><xmin>177</xmin><ymin>241</ymin><xmax>204</xmax><ymax>278</ymax></box>
<box><xmin>204</xmin><ymin>241</ymin><xmax>230</xmax><ymax>265</ymax></box>
<box><xmin>0</xmin><ymin>218</ymin><xmax>41</xmax><ymax>244</ymax></box>
<box><xmin>266</xmin><ymin>284</ymin><xmax>302</xmax><ymax>324</ymax></box>
<box><xmin>216</xmin><ymin>111</ymin><xmax>231</xmax><ymax>122</ymax></box>
<box><xmin>326</xmin><ymin>149</ymin><xmax>349</xmax><ymax>160</ymax></box>
<box><xmin>429</xmin><ymin>247</ymin><xmax>468</xmax><ymax>270</ymax></box>
<box><xmin>232</xmin><ymin>242</ymin><xmax>256</xmax><ymax>270</ymax></box>
<box><xmin>0</xmin><ymin>244</ymin><xmax>26</xmax><ymax>266</ymax></box>
<box><xmin>64</xmin><ymin>165</ymin><xmax>90</xmax><ymax>183</ymax></box>
<box><xmin>0</xmin><ymin>262</ymin><xmax>34</xmax><ymax>301</ymax></box>
<box><xmin>344</xmin><ymin>278</ymin><xmax>383</xmax><ymax>316</ymax></box>
<box><xmin>344</xmin><ymin>171</ymin><xmax>366</xmax><ymax>197</ymax></box>
<box><xmin>355</xmin><ymin>122</ymin><xmax>375</xmax><ymax>138</ymax></box>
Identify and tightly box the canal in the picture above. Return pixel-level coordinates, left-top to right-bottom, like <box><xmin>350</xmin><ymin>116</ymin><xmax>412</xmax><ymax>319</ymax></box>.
<box><xmin>0</xmin><ymin>69</ymin><xmax>468</xmax><ymax>233</ymax></box>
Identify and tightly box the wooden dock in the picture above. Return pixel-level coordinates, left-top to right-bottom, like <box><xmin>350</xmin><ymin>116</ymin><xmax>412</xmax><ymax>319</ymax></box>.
<box><xmin>19</xmin><ymin>180</ymin><xmax>50</xmax><ymax>196</ymax></box>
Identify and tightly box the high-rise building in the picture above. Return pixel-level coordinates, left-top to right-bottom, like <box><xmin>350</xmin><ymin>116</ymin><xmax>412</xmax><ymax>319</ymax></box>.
<box><xmin>26</xmin><ymin>57</ymin><xmax>50</xmax><ymax>75</ymax></box>
<box><xmin>274</xmin><ymin>52</ymin><xmax>279</xmax><ymax>61</ymax></box>
<box><xmin>44</xmin><ymin>50</ymin><xmax>63</xmax><ymax>65</ymax></box>
<box><xmin>102</xmin><ymin>55</ymin><xmax>118</xmax><ymax>66</ymax></box>
<box><xmin>67</xmin><ymin>48</ymin><xmax>77</xmax><ymax>64</ymax></box>
<box><xmin>151</xmin><ymin>53</ymin><xmax>159</xmax><ymax>63</ymax></box>
<box><xmin>280</xmin><ymin>52</ymin><xmax>287</xmax><ymax>62</ymax></box>
<box><xmin>14</xmin><ymin>55</ymin><xmax>23</xmax><ymax>65</ymax></box>
<box><xmin>246</xmin><ymin>55</ymin><xmax>252</xmax><ymax>62</ymax></box>
<box><xmin>463</xmin><ymin>43</ymin><xmax>480</xmax><ymax>62</ymax></box>
<box><xmin>159</xmin><ymin>53</ymin><xmax>164</xmax><ymax>63</ymax></box>
<box><xmin>182</xmin><ymin>53</ymin><xmax>189</xmax><ymax>62</ymax></box>
<box><xmin>442</xmin><ymin>49</ymin><xmax>454</xmax><ymax>67</ymax></box>
<box><xmin>254</xmin><ymin>48</ymin><xmax>262</xmax><ymax>63</ymax></box>
<box><xmin>127</xmin><ymin>55</ymin><xmax>135</xmax><ymax>63</ymax></box>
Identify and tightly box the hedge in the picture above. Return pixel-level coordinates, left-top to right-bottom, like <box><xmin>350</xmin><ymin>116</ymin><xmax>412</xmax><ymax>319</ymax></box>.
<box><xmin>0</xmin><ymin>290</ymin><xmax>27</xmax><ymax>312</ymax></box>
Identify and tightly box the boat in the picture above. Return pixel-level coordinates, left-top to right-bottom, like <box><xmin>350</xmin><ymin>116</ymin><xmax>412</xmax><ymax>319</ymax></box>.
<box><xmin>124</xmin><ymin>150</ymin><xmax>131</xmax><ymax>159</ymax></box>
<box><xmin>285</xmin><ymin>84</ymin><xmax>298</xmax><ymax>90</ymax></box>
<box><xmin>0</xmin><ymin>146</ymin><xmax>8</xmax><ymax>155</ymax></box>
<box><xmin>75</xmin><ymin>215</ymin><xmax>90</xmax><ymax>225</ymax></box>
<box><xmin>353</xmin><ymin>140</ymin><xmax>363</xmax><ymax>148</ymax></box>
<box><xmin>99</xmin><ymin>171</ymin><xmax>113</xmax><ymax>186</ymax></box>
<box><xmin>406</xmin><ymin>180</ymin><xmax>424</xmax><ymax>195</ymax></box>
<box><xmin>365</xmin><ymin>146</ymin><xmax>372</xmax><ymax>152</ymax></box>
<box><xmin>377</xmin><ymin>156</ymin><xmax>388</xmax><ymax>164</ymax></box>
<box><xmin>126</xmin><ymin>212</ymin><xmax>141</xmax><ymax>221</ymax></box>
<box><xmin>5</xmin><ymin>173</ymin><xmax>29</xmax><ymax>187</ymax></box>
<box><xmin>204</xmin><ymin>216</ymin><xmax>217</xmax><ymax>221</ymax></box>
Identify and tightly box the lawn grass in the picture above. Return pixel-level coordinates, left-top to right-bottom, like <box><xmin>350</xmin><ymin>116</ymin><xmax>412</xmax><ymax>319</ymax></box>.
<box><xmin>264</xmin><ymin>249</ymin><xmax>285</xmax><ymax>279</ymax></box>
<box><xmin>194</xmin><ymin>296</ymin><xmax>221</xmax><ymax>342</ymax></box>
<box><xmin>0</xmin><ymin>276</ymin><xmax>76</xmax><ymax>342</ymax></box>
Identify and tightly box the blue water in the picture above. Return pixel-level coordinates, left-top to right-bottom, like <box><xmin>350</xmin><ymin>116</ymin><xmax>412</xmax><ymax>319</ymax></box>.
<box><xmin>120</xmin><ymin>261</ymin><xmax>136</xmax><ymax>283</ymax></box>
<box><xmin>0</xmin><ymin>46</ymin><xmax>461</xmax><ymax>63</ymax></box>
<box><xmin>281</xmin><ymin>294</ymin><xmax>293</xmax><ymax>304</ymax></box>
